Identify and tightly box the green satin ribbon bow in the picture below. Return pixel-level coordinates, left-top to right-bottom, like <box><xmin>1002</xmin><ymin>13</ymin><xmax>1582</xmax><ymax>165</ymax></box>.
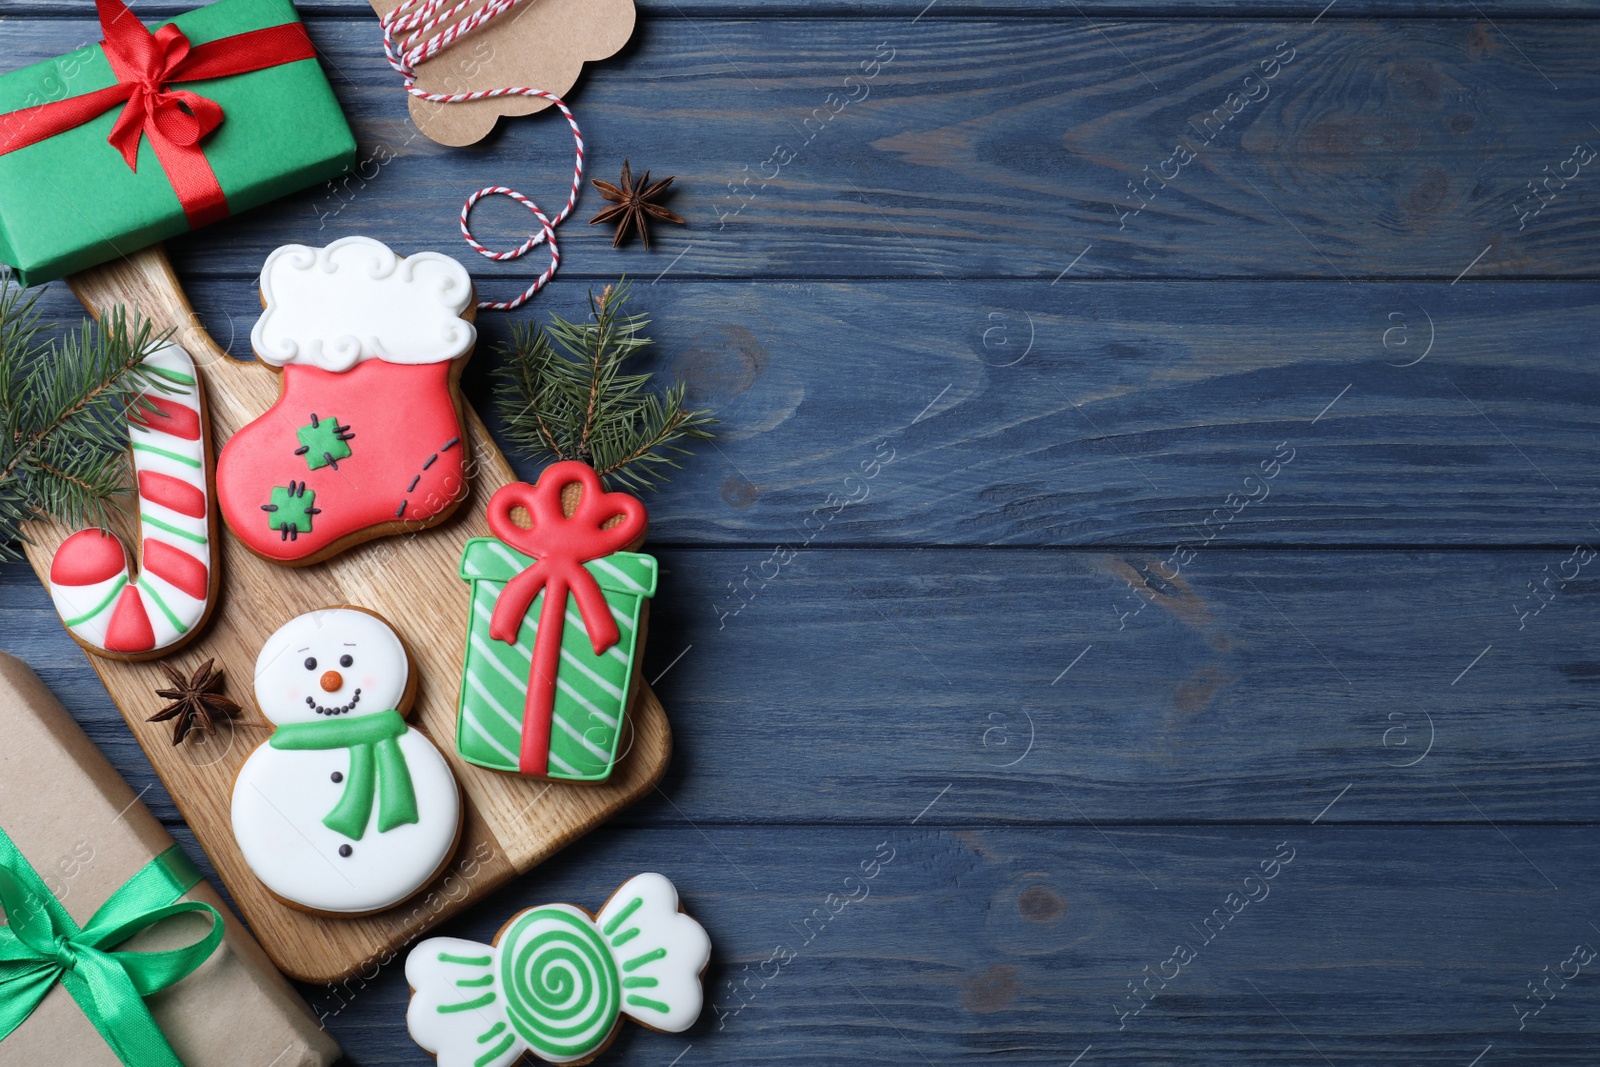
<box><xmin>0</xmin><ymin>825</ymin><xmax>224</xmax><ymax>1067</ymax></box>
<box><xmin>269</xmin><ymin>709</ymin><xmax>419</xmax><ymax>840</ymax></box>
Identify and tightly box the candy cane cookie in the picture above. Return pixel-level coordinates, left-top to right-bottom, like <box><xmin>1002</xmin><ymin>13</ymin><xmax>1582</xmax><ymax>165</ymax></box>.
<box><xmin>48</xmin><ymin>341</ymin><xmax>220</xmax><ymax>660</ymax></box>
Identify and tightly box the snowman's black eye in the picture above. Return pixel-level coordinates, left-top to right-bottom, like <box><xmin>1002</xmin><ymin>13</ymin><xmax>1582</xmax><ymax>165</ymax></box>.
<box><xmin>304</xmin><ymin>657</ymin><xmax>317</xmax><ymax>670</ymax></box>
<box><xmin>340</xmin><ymin>654</ymin><xmax>353</xmax><ymax>668</ymax></box>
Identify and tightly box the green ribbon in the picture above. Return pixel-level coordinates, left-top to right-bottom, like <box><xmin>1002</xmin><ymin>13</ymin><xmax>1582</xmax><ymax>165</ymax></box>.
<box><xmin>0</xmin><ymin>826</ymin><xmax>223</xmax><ymax>1067</ymax></box>
<box><xmin>270</xmin><ymin>709</ymin><xmax>419</xmax><ymax>840</ymax></box>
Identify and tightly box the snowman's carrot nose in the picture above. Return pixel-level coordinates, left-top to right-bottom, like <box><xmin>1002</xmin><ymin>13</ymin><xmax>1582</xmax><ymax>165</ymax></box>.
<box><xmin>320</xmin><ymin>671</ymin><xmax>343</xmax><ymax>693</ymax></box>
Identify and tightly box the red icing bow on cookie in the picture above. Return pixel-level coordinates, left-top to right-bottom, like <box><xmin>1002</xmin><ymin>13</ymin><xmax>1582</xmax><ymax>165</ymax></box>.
<box><xmin>485</xmin><ymin>462</ymin><xmax>647</xmax><ymax>775</ymax></box>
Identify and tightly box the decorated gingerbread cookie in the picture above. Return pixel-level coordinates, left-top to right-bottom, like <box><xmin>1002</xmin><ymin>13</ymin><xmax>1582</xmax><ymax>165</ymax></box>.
<box><xmin>216</xmin><ymin>235</ymin><xmax>476</xmax><ymax>566</ymax></box>
<box><xmin>455</xmin><ymin>462</ymin><xmax>656</xmax><ymax>782</ymax></box>
<box><xmin>47</xmin><ymin>340</ymin><xmax>221</xmax><ymax>660</ymax></box>
<box><xmin>231</xmin><ymin>607</ymin><xmax>462</xmax><ymax>915</ymax></box>
<box><xmin>406</xmin><ymin>873</ymin><xmax>710</xmax><ymax>1066</ymax></box>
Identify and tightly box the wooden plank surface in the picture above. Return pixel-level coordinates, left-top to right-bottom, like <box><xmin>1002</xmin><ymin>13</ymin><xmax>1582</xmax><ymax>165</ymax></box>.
<box><xmin>215</xmin><ymin>822</ymin><xmax>1600</xmax><ymax>1065</ymax></box>
<box><xmin>20</xmin><ymin>1</ymin><xmax>1600</xmax><ymax>17</ymax></box>
<box><xmin>4</xmin><ymin>0</ymin><xmax>1600</xmax><ymax>1062</ymax></box>
<box><xmin>31</xmin><ymin>278</ymin><xmax>1600</xmax><ymax>548</ymax></box>
<box><xmin>7</xmin><ymin>15</ymin><xmax>1600</xmax><ymax>281</ymax></box>
<box><xmin>11</xmin><ymin>546</ymin><xmax>1600</xmax><ymax>825</ymax></box>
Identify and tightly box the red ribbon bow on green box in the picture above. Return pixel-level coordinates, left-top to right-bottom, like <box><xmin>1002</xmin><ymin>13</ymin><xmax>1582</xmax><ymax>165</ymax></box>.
<box><xmin>0</xmin><ymin>0</ymin><xmax>315</xmax><ymax>227</ymax></box>
<box><xmin>485</xmin><ymin>462</ymin><xmax>648</xmax><ymax>776</ymax></box>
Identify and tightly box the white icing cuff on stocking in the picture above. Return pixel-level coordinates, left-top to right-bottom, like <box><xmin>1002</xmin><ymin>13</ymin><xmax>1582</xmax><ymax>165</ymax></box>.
<box><xmin>252</xmin><ymin>235</ymin><xmax>476</xmax><ymax>372</ymax></box>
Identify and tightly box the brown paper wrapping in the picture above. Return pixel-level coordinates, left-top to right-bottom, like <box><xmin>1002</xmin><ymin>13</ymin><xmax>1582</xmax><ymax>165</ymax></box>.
<box><xmin>0</xmin><ymin>652</ymin><xmax>341</xmax><ymax>1067</ymax></box>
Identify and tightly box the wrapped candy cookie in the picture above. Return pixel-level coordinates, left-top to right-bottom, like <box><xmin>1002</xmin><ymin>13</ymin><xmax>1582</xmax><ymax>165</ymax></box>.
<box><xmin>406</xmin><ymin>873</ymin><xmax>710</xmax><ymax>1066</ymax></box>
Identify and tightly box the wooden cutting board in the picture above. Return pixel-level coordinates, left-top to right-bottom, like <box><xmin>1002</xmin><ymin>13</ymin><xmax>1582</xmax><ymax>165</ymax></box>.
<box><xmin>20</xmin><ymin>246</ymin><xmax>671</xmax><ymax>984</ymax></box>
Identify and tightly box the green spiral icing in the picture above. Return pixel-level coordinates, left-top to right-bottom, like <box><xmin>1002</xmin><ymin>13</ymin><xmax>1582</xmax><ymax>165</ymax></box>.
<box><xmin>500</xmin><ymin>907</ymin><xmax>620</xmax><ymax>1060</ymax></box>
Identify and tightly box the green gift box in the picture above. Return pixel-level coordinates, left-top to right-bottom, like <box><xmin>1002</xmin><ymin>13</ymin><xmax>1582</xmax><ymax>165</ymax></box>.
<box><xmin>0</xmin><ymin>0</ymin><xmax>355</xmax><ymax>286</ymax></box>
<box><xmin>456</xmin><ymin>537</ymin><xmax>657</xmax><ymax>781</ymax></box>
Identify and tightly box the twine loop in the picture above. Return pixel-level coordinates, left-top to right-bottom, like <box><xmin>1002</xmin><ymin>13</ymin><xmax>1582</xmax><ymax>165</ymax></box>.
<box><xmin>380</xmin><ymin>0</ymin><xmax>585</xmax><ymax>310</ymax></box>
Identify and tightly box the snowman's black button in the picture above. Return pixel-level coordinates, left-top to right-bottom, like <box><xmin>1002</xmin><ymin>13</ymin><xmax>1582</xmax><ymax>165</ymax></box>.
<box><xmin>331</xmin><ymin>771</ymin><xmax>343</xmax><ymax>783</ymax></box>
<box><xmin>338</xmin><ymin>844</ymin><xmax>352</xmax><ymax>858</ymax></box>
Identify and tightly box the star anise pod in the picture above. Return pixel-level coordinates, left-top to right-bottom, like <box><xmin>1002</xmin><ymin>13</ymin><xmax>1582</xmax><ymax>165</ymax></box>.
<box><xmin>149</xmin><ymin>658</ymin><xmax>243</xmax><ymax>745</ymax></box>
<box><xmin>589</xmin><ymin>160</ymin><xmax>685</xmax><ymax>250</ymax></box>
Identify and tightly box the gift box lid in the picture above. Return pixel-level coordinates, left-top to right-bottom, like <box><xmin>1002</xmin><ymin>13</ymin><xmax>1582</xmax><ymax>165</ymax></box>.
<box><xmin>460</xmin><ymin>537</ymin><xmax>658</xmax><ymax>598</ymax></box>
<box><xmin>0</xmin><ymin>0</ymin><xmax>356</xmax><ymax>286</ymax></box>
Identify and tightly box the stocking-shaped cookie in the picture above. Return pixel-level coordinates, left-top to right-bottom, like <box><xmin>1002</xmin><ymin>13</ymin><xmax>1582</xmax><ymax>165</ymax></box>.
<box><xmin>216</xmin><ymin>236</ymin><xmax>476</xmax><ymax>566</ymax></box>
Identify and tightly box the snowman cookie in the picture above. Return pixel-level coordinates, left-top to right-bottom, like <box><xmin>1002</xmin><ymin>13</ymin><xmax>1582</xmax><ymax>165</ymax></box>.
<box><xmin>231</xmin><ymin>607</ymin><xmax>462</xmax><ymax>915</ymax></box>
<box><xmin>406</xmin><ymin>873</ymin><xmax>711</xmax><ymax>1066</ymax></box>
<box><xmin>215</xmin><ymin>236</ymin><xmax>476</xmax><ymax>566</ymax></box>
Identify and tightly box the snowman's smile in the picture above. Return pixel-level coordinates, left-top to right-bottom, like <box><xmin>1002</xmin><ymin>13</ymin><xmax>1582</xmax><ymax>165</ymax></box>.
<box><xmin>305</xmin><ymin>688</ymin><xmax>363</xmax><ymax>716</ymax></box>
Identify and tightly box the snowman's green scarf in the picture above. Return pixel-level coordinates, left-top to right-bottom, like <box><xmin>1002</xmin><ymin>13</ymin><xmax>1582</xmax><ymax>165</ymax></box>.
<box><xmin>269</xmin><ymin>710</ymin><xmax>419</xmax><ymax>840</ymax></box>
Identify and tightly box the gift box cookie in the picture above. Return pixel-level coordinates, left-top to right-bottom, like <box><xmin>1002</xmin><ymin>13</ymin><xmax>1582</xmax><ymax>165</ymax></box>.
<box><xmin>456</xmin><ymin>463</ymin><xmax>657</xmax><ymax>782</ymax></box>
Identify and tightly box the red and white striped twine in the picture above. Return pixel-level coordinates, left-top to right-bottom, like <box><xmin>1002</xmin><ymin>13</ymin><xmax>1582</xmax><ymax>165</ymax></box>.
<box><xmin>380</xmin><ymin>0</ymin><xmax>584</xmax><ymax>310</ymax></box>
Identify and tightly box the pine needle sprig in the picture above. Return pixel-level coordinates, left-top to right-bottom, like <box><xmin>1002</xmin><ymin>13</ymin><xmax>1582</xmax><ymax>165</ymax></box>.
<box><xmin>0</xmin><ymin>271</ymin><xmax>169</xmax><ymax>561</ymax></box>
<box><xmin>495</xmin><ymin>282</ymin><xmax>716</xmax><ymax>494</ymax></box>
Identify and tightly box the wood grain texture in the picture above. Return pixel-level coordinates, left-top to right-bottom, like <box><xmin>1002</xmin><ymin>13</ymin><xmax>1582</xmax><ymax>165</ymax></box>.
<box><xmin>17</xmin><ymin>0</ymin><xmax>1600</xmax><ymax>16</ymax></box>
<box><xmin>9</xmin><ymin>15</ymin><xmax>1600</xmax><ymax>281</ymax></box>
<box><xmin>17</xmin><ymin>248</ymin><xmax>670</xmax><ymax>983</ymax></box>
<box><xmin>10</xmin><ymin>546</ymin><xmax>1600</xmax><ymax>826</ymax></box>
<box><xmin>5</xmin><ymin>0</ymin><xmax>1600</xmax><ymax>1061</ymax></box>
<box><xmin>238</xmin><ymin>822</ymin><xmax>1600</xmax><ymax>1065</ymax></box>
<box><xmin>29</xmin><ymin>277</ymin><xmax>1600</xmax><ymax>548</ymax></box>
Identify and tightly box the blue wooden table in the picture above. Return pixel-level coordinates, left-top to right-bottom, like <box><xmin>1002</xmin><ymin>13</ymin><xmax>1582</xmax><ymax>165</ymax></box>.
<box><xmin>5</xmin><ymin>0</ymin><xmax>1600</xmax><ymax>1062</ymax></box>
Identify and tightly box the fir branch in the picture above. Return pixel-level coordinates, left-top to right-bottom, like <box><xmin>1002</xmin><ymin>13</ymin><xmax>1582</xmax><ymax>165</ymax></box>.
<box><xmin>495</xmin><ymin>282</ymin><xmax>716</xmax><ymax>493</ymax></box>
<box><xmin>0</xmin><ymin>271</ymin><xmax>167</xmax><ymax>561</ymax></box>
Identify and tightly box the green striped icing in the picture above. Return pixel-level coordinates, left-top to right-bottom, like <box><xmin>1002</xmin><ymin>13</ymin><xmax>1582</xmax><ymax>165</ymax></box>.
<box><xmin>438</xmin><ymin>952</ymin><xmax>492</xmax><ymax>965</ymax></box>
<box><xmin>131</xmin><ymin>441</ymin><xmax>202</xmax><ymax>468</ymax></box>
<box><xmin>455</xmin><ymin>539</ymin><xmax>656</xmax><ymax>779</ymax></box>
<box><xmin>499</xmin><ymin>906</ymin><xmax>622</xmax><ymax>1061</ymax></box>
<box><xmin>137</xmin><ymin>575</ymin><xmax>187</xmax><ymax>634</ymax></box>
<box><xmin>622</xmin><ymin>947</ymin><xmax>665</xmax><ymax>973</ymax></box>
<box><xmin>626</xmin><ymin>994</ymin><xmax>671</xmax><ymax>1013</ymax></box>
<box><xmin>145</xmin><ymin>365</ymin><xmax>195</xmax><ymax>386</ymax></box>
<box><xmin>476</xmin><ymin>1034</ymin><xmax>515</xmax><ymax>1067</ymax></box>
<box><xmin>140</xmin><ymin>512</ymin><xmax>207</xmax><ymax>545</ymax></box>
<box><xmin>63</xmin><ymin>575</ymin><xmax>127</xmax><ymax>627</ymax></box>
<box><xmin>603</xmin><ymin>896</ymin><xmax>643</xmax><ymax>936</ymax></box>
<box><xmin>438</xmin><ymin>991</ymin><xmax>496</xmax><ymax>1013</ymax></box>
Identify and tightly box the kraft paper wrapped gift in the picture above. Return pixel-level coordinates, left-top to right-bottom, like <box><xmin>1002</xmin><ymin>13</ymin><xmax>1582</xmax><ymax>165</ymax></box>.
<box><xmin>0</xmin><ymin>651</ymin><xmax>340</xmax><ymax>1067</ymax></box>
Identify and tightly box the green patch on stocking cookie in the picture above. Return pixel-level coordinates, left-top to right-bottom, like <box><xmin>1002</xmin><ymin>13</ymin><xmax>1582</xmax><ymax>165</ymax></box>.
<box><xmin>262</xmin><ymin>481</ymin><xmax>320</xmax><ymax>542</ymax></box>
<box><xmin>294</xmin><ymin>413</ymin><xmax>353</xmax><ymax>471</ymax></box>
